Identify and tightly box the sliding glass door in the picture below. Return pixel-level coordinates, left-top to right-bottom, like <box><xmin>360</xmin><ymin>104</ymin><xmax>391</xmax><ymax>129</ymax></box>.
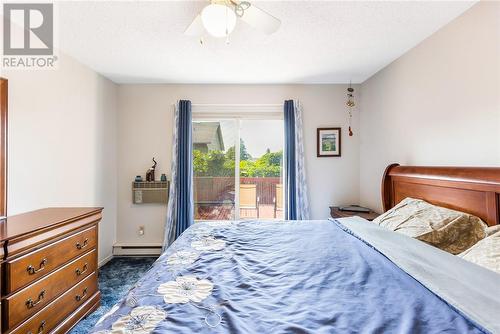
<box><xmin>239</xmin><ymin>120</ymin><xmax>284</xmax><ymax>219</ymax></box>
<box><xmin>193</xmin><ymin>116</ymin><xmax>284</xmax><ymax>221</ymax></box>
<box><xmin>193</xmin><ymin>120</ymin><xmax>237</xmax><ymax>220</ymax></box>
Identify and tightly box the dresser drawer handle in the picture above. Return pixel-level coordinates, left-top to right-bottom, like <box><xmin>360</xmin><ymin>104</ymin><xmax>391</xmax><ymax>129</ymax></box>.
<box><xmin>38</xmin><ymin>320</ymin><xmax>46</xmax><ymax>334</ymax></box>
<box><xmin>27</xmin><ymin>258</ymin><xmax>47</xmax><ymax>275</ymax></box>
<box><xmin>76</xmin><ymin>238</ymin><xmax>89</xmax><ymax>250</ymax></box>
<box><xmin>25</xmin><ymin>290</ymin><xmax>46</xmax><ymax>309</ymax></box>
<box><xmin>27</xmin><ymin>320</ymin><xmax>46</xmax><ymax>334</ymax></box>
<box><xmin>75</xmin><ymin>263</ymin><xmax>88</xmax><ymax>276</ymax></box>
<box><xmin>75</xmin><ymin>287</ymin><xmax>88</xmax><ymax>302</ymax></box>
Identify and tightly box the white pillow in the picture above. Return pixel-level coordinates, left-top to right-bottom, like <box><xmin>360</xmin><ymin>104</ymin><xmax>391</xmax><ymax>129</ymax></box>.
<box><xmin>459</xmin><ymin>231</ymin><xmax>500</xmax><ymax>274</ymax></box>
<box><xmin>486</xmin><ymin>225</ymin><xmax>500</xmax><ymax>237</ymax></box>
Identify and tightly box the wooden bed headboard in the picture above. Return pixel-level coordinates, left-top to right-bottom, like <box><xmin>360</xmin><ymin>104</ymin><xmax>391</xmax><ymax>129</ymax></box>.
<box><xmin>382</xmin><ymin>164</ymin><xmax>500</xmax><ymax>226</ymax></box>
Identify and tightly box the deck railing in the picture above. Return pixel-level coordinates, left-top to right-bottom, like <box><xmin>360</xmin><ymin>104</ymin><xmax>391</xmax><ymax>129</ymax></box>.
<box><xmin>194</xmin><ymin>176</ymin><xmax>281</xmax><ymax>205</ymax></box>
<box><xmin>194</xmin><ymin>176</ymin><xmax>282</xmax><ymax>220</ymax></box>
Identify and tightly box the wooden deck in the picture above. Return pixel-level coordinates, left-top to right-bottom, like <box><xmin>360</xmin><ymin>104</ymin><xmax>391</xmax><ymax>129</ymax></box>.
<box><xmin>195</xmin><ymin>204</ymin><xmax>283</xmax><ymax>220</ymax></box>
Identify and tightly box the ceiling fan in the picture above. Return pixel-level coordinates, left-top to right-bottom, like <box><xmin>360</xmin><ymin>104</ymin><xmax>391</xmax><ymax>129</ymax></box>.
<box><xmin>184</xmin><ymin>0</ymin><xmax>281</xmax><ymax>41</ymax></box>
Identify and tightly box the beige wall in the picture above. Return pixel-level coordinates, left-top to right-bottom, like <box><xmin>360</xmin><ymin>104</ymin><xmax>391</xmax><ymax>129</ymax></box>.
<box><xmin>3</xmin><ymin>1</ymin><xmax>497</xmax><ymax>254</ymax></box>
<box><xmin>117</xmin><ymin>84</ymin><xmax>360</xmax><ymax>245</ymax></box>
<box><xmin>3</xmin><ymin>52</ymin><xmax>118</xmax><ymax>265</ymax></box>
<box><xmin>359</xmin><ymin>1</ymin><xmax>500</xmax><ymax>212</ymax></box>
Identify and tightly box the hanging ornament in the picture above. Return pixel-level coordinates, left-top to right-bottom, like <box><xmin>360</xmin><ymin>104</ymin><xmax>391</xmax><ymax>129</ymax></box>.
<box><xmin>346</xmin><ymin>83</ymin><xmax>355</xmax><ymax>136</ymax></box>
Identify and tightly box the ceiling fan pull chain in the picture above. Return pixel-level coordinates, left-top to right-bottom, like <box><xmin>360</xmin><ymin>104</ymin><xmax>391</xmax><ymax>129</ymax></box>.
<box><xmin>225</xmin><ymin>4</ymin><xmax>231</xmax><ymax>45</ymax></box>
<box><xmin>233</xmin><ymin>1</ymin><xmax>250</xmax><ymax>17</ymax></box>
<box><xmin>240</xmin><ymin>2</ymin><xmax>251</xmax><ymax>10</ymax></box>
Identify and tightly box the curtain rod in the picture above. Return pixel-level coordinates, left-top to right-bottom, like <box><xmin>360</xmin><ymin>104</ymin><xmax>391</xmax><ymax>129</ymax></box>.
<box><xmin>172</xmin><ymin>103</ymin><xmax>285</xmax><ymax>113</ymax></box>
<box><xmin>190</xmin><ymin>103</ymin><xmax>283</xmax><ymax>107</ymax></box>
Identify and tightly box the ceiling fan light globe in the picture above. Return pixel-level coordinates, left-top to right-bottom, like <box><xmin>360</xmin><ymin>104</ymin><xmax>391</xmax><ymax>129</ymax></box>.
<box><xmin>201</xmin><ymin>4</ymin><xmax>236</xmax><ymax>38</ymax></box>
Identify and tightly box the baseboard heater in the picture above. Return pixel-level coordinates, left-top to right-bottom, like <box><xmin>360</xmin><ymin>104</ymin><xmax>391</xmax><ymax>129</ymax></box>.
<box><xmin>113</xmin><ymin>243</ymin><xmax>163</xmax><ymax>256</ymax></box>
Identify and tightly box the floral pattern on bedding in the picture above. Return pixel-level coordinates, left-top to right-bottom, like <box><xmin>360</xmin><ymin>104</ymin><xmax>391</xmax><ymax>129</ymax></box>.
<box><xmin>92</xmin><ymin>223</ymin><xmax>230</xmax><ymax>333</ymax></box>
<box><xmin>372</xmin><ymin>197</ymin><xmax>487</xmax><ymax>254</ymax></box>
<box><xmin>158</xmin><ymin>276</ymin><xmax>214</xmax><ymax>304</ymax></box>
<box><xmin>166</xmin><ymin>251</ymin><xmax>199</xmax><ymax>266</ymax></box>
<box><xmin>191</xmin><ymin>236</ymin><xmax>226</xmax><ymax>251</ymax></box>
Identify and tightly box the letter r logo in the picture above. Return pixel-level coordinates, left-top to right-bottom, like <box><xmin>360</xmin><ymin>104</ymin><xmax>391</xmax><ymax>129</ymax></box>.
<box><xmin>3</xmin><ymin>3</ymin><xmax>54</xmax><ymax>56</ymax></box>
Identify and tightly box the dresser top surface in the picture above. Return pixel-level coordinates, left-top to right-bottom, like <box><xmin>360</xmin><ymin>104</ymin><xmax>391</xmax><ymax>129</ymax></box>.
<box><xmin>0</xmin><ymin>207</ymin><xmax>103</xmax><ymax>242</ymax></box>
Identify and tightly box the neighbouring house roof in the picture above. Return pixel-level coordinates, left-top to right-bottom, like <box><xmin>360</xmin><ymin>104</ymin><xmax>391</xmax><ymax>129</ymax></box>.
<box><xmin>193</xmin><ymin>122</ymin><xmax>225</xmax><ymax>151</ymax></box>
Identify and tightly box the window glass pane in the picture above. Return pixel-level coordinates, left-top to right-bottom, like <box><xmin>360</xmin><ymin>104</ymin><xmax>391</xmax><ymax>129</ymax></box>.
<box><xmin>239</xmin><ymin>120</ymin><xmax>284</xmax><ymax>220</ymax></box>
<box><xmin>193</xmin><ymin>120</ymin><xmax>236</xmax><ymax>220</ymax></box>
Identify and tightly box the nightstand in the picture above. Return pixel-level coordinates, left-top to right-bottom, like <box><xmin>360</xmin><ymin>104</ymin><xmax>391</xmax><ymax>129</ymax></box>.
<box><xmin>330</xmin><ymin>206</ymin><xmax>380</xmax><ymax>221</ymax></box>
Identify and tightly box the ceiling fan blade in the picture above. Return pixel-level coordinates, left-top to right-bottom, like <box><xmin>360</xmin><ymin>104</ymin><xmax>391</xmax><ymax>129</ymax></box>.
<box><xmin>184</xmin><ymin>14</ymin><xmax>205</xmax><ymax>36</ymax></box>
<box><xmin>239</xmin><ymin>3</ymin><xmax>281</xmax><ymax>35</ymax></box>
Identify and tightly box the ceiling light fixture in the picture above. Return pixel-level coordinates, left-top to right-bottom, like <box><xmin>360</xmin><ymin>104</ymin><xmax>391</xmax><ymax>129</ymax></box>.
<box><xmin>201</xmin><ymin>3</ymin><xmax>237</xmax><ymax>38</ymax></box>
<box><xmin>184</xmin><ymin>1</ymin><xmax>281</xmax><ymax>42</ymax></box>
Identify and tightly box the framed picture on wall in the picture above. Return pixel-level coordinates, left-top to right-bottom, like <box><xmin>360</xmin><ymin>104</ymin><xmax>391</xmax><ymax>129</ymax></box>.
<box><xmin>317</xmin><ymin>128</ymin><xmax>341</xmax><ymax>157</ymax></box>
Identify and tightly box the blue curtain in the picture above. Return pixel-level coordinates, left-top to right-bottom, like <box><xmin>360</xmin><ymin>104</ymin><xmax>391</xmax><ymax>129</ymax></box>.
<box><xmin>284</xmin><ymin>100</ymin><xmax>311</xmax><ymax>220</ymax></box>
<box><xmin>164</xmin><ymin>100</ymin><xmax>194</xmax><ymax>248</ymax></box>
<box><xmin>284</xmin><ymin>100</ymin><xmax>297</xmax><ymax>220</ymax></box>
<box><xmin>175</xmin><ymin>100</ymin><xmax>194</xmax><ymax>238</ymax></box>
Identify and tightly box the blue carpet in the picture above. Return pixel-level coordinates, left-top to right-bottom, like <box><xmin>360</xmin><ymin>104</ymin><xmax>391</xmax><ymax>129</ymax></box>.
<box><xmin>70</xmin><ymin>257</ymin><xmax>157</xmax><ymax>334</ymax></box>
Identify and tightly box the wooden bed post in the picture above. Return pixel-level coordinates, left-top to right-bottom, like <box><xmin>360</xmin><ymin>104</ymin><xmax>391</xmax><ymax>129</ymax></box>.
<box><xmin>381</xmin><ymin>163</ymin><xmax>399</xmax><ymax>212</ymax></box>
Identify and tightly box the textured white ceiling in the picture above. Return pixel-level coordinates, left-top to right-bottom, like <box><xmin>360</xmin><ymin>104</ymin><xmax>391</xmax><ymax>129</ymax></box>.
<box><xmin>58</xmin><ymin>1</ymin><xmax>476</xmax><ymax>84</ymax></box>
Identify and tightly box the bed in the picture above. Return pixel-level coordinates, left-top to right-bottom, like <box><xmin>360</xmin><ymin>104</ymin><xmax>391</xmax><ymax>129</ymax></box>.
<box><xmin>92</xmin><ymin>165</ymin><xmax>500</xmax><ymax>334</ymax></box>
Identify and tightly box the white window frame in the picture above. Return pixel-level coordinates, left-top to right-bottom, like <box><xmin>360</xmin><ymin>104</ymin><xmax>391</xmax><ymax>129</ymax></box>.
<box><xmin>191</xmin><ymin>104</ymin><xmax>284</xmax><ymax>221</ymax></box>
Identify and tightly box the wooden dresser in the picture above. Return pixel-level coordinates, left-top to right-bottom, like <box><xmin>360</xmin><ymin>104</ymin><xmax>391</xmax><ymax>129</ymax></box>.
<box><xmin>0</xmin><ymin>207</ymin><xmax>102</xmax><ymax>334</ymax></box>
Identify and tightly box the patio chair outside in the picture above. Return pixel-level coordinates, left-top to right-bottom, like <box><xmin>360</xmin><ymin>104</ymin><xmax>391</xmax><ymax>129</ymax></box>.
<box><xmin>274</xmin><ymin>184</ymin><xmax>283</xmax><ymax>218</ymax></box>
<box><xmin>240</xmin><ymin>184</ymin><xmax>259</xmax><ymax>218</ymax></box>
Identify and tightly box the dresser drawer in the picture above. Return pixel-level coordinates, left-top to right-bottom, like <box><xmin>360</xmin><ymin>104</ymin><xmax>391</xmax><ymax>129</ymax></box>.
<box><xmin>10</xmin><ymin>272</ymin><xmax>98</xmax><ymax>334</ymax></box>
<box><xmin>4</xmin><ymin>249</ymin><xmax>97</xmax><ymax>330</ymax></box>
<box><xmin>5</xmin><ymin>225</ymin><xmax>97</xmax><ymax>293</ymax></box>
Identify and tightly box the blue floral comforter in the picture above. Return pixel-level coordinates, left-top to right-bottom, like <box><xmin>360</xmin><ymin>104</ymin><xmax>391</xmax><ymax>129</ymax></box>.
<box><xmin>92</xmin><ymin>219</ymin><xmax>493</xmax><ymax>333</ymax></box>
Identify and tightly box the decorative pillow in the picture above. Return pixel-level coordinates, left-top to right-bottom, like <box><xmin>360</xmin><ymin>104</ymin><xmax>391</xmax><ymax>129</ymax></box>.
<box><xmin>459</xmin><ymin>231</ymin><xmax>500</xmax><ymax>274</ymax></box>
<box><xmin>372</xmin><ymin>197</ymin><xmax>487</xmax><ymax>254</ymax></box>
<box><xmin>486</xmin><ymin>225</ymin><xmax>500</xmax><ymax>237</ymax></box>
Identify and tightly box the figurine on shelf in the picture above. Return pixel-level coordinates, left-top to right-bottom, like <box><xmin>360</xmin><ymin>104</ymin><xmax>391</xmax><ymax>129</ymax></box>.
<box><xmin>146</xmin><ymin>158</ymin><xmax>157</xmax><ymax>182</ymax></box>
